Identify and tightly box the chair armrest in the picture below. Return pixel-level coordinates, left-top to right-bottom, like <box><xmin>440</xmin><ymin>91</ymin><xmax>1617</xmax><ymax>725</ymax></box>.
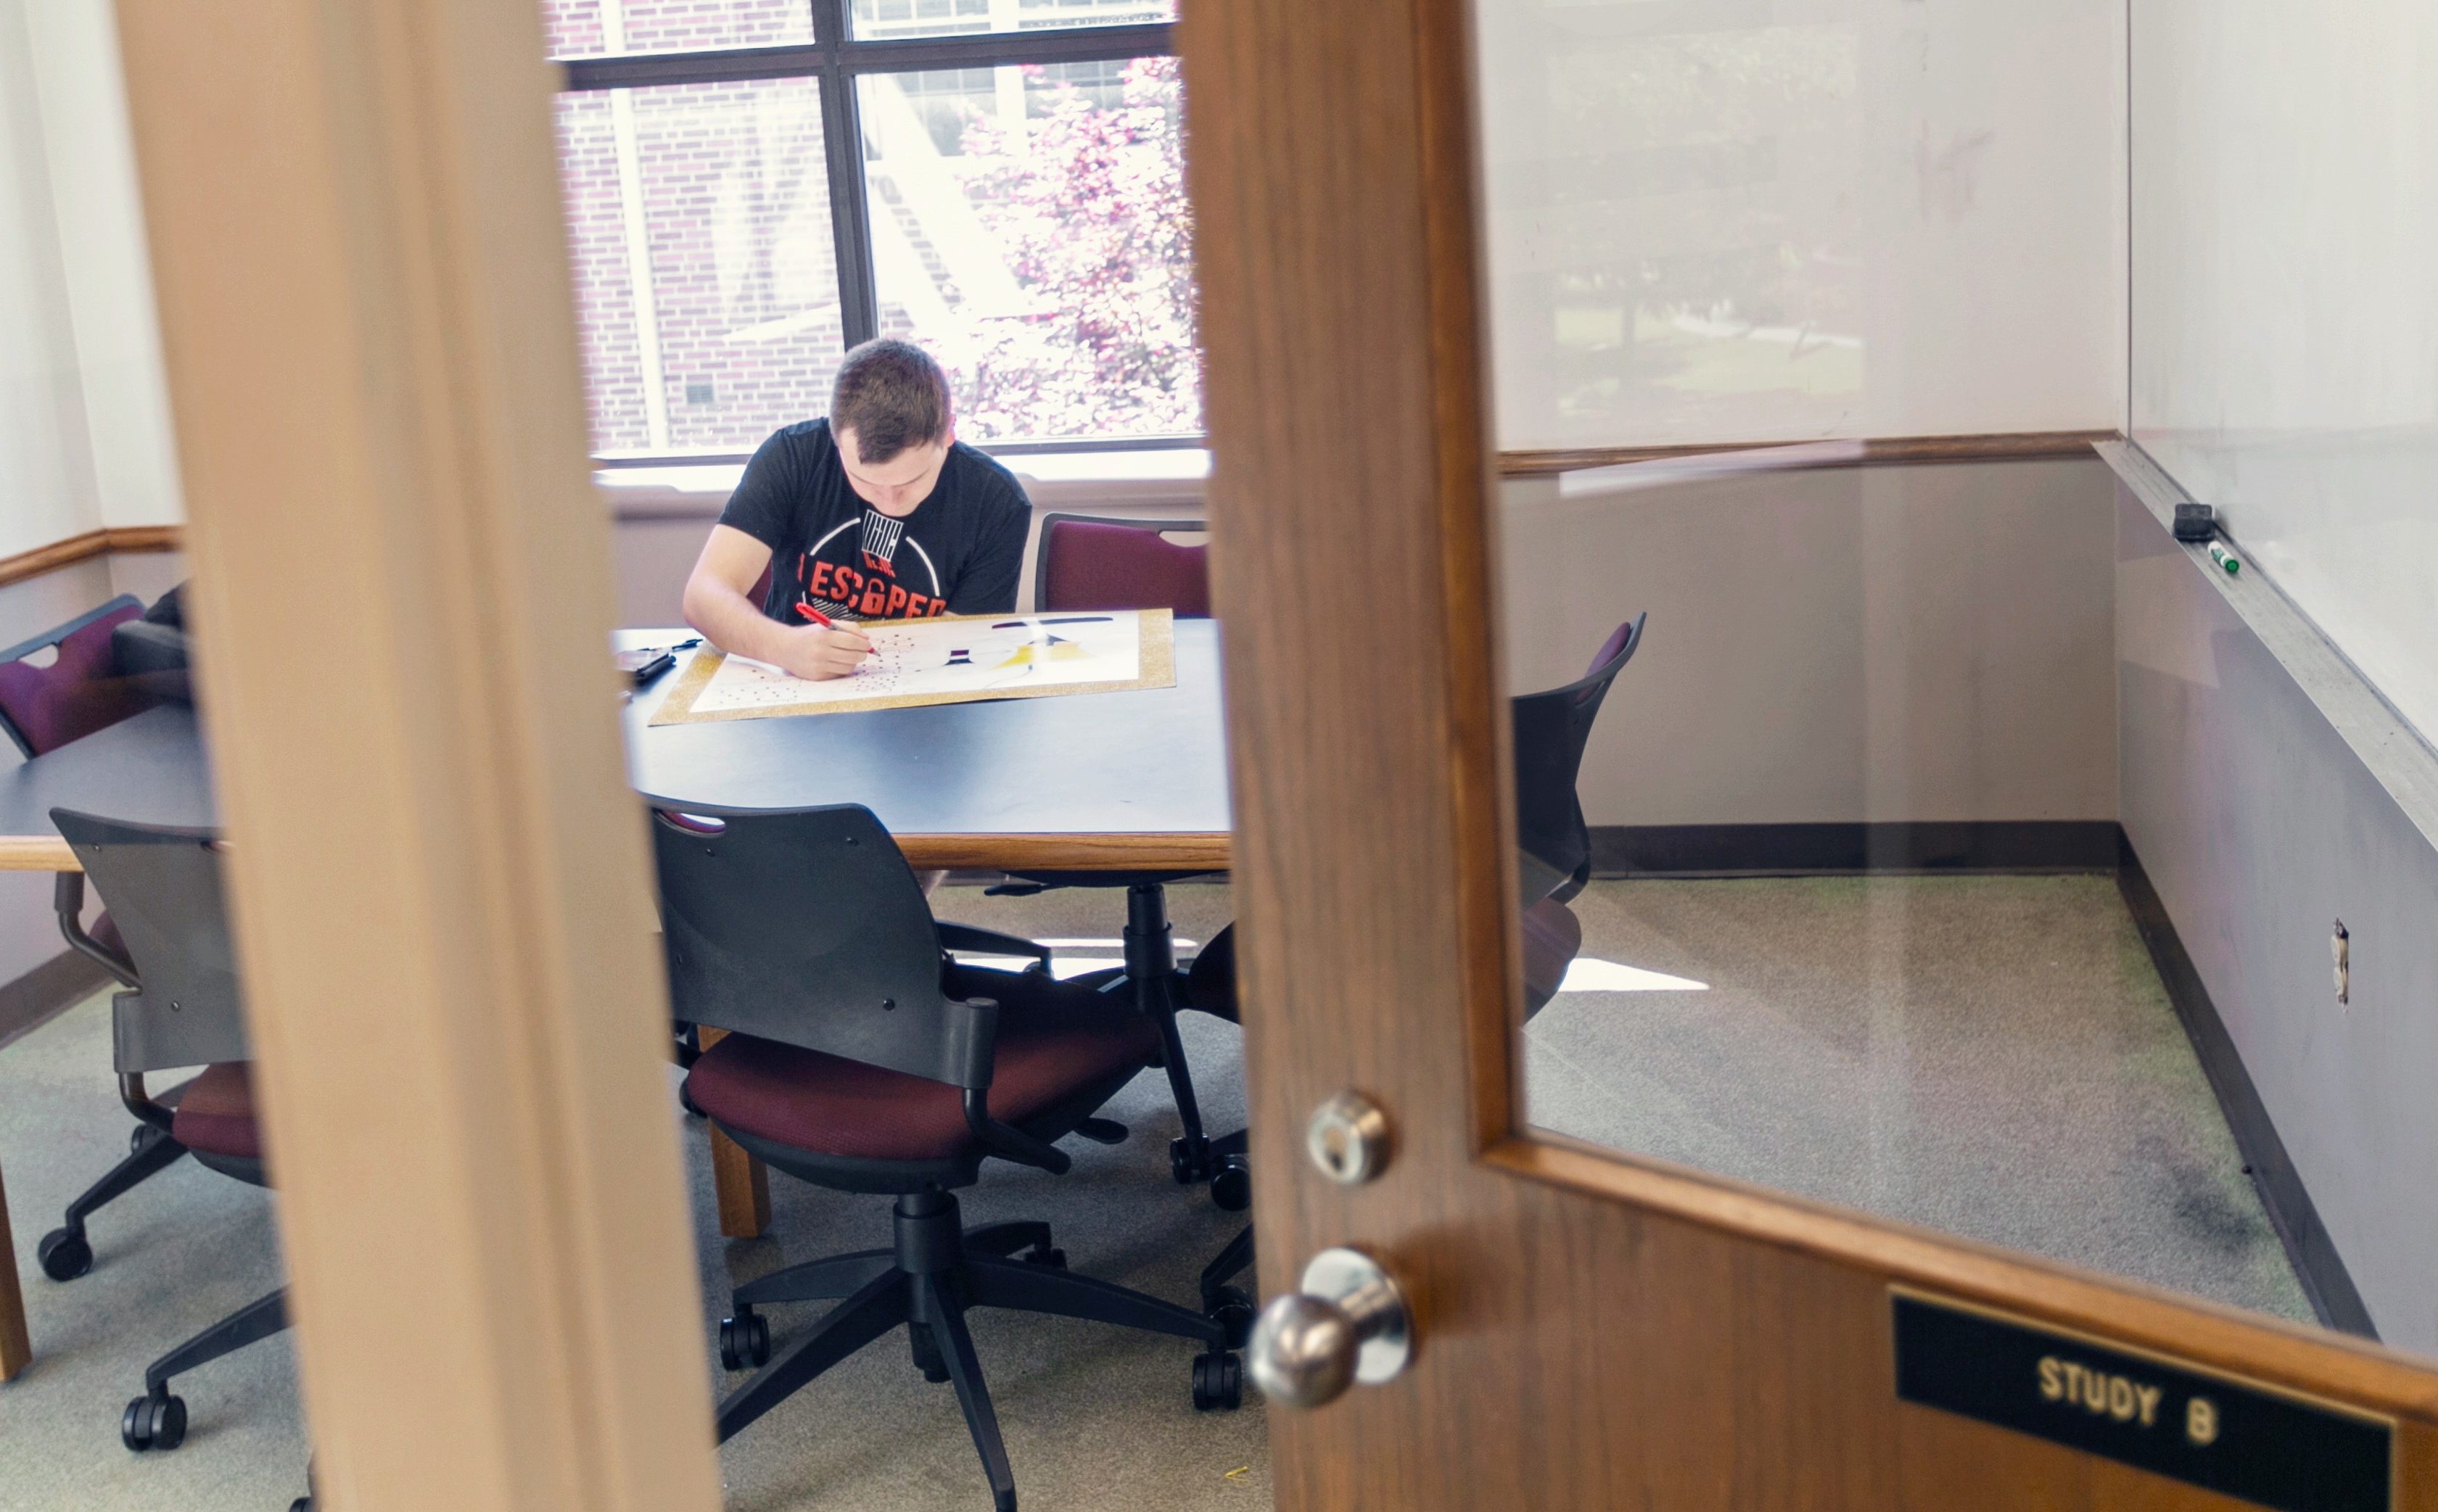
<box><xmin>54</xmin><ymin>873</ymin><xmax>137</xmax><ymax>988</ymax></box>
<box><xmin>934</xmin><ymin>922</ymin><xmax>1053</xmax><ymax>968</ymax></box>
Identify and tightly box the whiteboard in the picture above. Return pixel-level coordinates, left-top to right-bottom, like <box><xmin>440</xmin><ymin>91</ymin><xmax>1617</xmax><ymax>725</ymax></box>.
<box><xmin>2130</xmin><ymin>0</ymin><xmax>2438</xmax><ymax>745</ymax></box>
<box><xmin>1474</xmin><ymin>0</ymin><xmax>2125</xmax><ymax>452</ymax></box>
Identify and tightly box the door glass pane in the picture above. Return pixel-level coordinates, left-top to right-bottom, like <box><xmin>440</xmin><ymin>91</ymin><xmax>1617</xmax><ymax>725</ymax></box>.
<box><xmin>542</xmin><ymin>0</ymin><xmax>815</xmax><ymax>59</ymax></box>
<box><xmin>849</xmin><ymin>0</ymin><xmax>1175</xmax><ymax>42</ymax></box>
<box><xmin>553</xmin><ymin>76</ymin><xmax>844</xmax><ymax>457</ymax></box>
<box><xmin>1491</xmin><ymin>0</ymin><xmax>2432</xmax><ymax>1355</ymax></box>
<box><xmin>857</xmin><ymin>57</ymin><xmax>1200</xmax><ymax>443</ymax></box>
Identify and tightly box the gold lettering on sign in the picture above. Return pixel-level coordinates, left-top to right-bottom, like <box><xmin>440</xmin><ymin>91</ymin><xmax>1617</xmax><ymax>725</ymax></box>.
<box><xmin>2036</xmin><ymin>1356</ymin><xmax>2166</xmax><ymax>1428</ymax></box>
<box><xmin>2188</xmin><ymin>1396</ymin><xmax>2220</xmax><ymax>1447</ymax></box>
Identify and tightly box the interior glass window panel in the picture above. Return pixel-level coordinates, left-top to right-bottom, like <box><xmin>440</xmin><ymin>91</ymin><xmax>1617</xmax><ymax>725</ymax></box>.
<box><xmin>551</xmin><ymin>76</ymin><xmax>842</xmax><ymax>457</ymax></box>
<box><xmin>541</xmin><ymin>0</ymin><xmax>816</xmax><ymax>60</ymax></box>
<box><xmin>856</xmin><ymin>58</ymin><xmax>1201</xmax><ymax>444</ymax></box>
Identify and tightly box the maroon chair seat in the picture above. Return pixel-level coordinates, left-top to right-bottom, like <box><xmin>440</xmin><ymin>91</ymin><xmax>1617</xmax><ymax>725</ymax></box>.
<box><xmin>1034</xmin><ymin>514</ymin><xmax>1210</xmax><ymax>616</ymax></box>
<box><xmin>688</xmin><ymin>967</ymin><xmax>1157</xmax><ymax>1165</ymax></box>
<box><xmin>170</xmin><ymin>1062</ymin><xmax>261</xmax><ymax>1165</ymax></box>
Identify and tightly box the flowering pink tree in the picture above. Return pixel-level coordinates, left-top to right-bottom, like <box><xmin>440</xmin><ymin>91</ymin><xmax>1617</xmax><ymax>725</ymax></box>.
<box><xmin>942</xmin><ymin>57</ymin><xmax>1201</xmax><ymax>440</ymax></box>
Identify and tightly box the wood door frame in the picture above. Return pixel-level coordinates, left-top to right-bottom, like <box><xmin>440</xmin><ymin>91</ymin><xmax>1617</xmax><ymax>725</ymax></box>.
<box><xmin>1184</xmin><ymin>0</ymin><xmax>2438</xmax><ymax>1506</ymax></box>
<box><xmin>112</xmin><ymin>1</ymin><xmax>718</xmax><ymax>1507</ymax></box>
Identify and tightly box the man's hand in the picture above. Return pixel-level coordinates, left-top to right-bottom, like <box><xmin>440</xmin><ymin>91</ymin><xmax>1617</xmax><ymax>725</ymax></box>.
<box><xmin>769</xmin><ymin>622</ymin><xmax>873</xmax><ymax>681</ymax></box>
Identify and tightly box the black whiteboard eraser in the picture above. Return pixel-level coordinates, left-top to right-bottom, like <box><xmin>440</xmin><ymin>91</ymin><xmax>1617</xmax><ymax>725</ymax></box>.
<box><xmin>2173</xmin><ymin>503</ymin><xmax>2215</xmax><ymax>542</ymax></box>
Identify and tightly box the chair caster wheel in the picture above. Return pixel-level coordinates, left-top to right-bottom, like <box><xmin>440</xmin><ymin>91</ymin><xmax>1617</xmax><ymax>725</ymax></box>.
<box><xmin>38</xmin><ymin>1226</ymin><xmax>93</xmax><ymax>1282</ymax></box>
<box><xmin>718</xmin><ymin>1309</ymin><xmax>769</xmax><ymax>1371</ymax></box>
<box><xmin>123</xmin><ymin>1389</ymin><xmax>186</xmax><ymax>1452</ymax></box>
<box><xmin>290</xmin><ymin>1500</ymin><xmax>313</xmax><ymax>1512</ymax></box>
<box><xmin>131</xmin><ymin>1124</ymin><xmax>158</xmax><ymax>1155</ymax></box>
<box><xmin>1203</xmin><ymin>1286</ymin><xmax>1256</xmax><ymax>1350</ymax></box>
<box><xmin>678</xmin><ymin>1083</ymin><xmax>703</xmax><ymax>1118</ymax></box>
<box><xmin>1170</xmin><ymin>1134</ymin><xmax>1211</xmax><ymax>1185</ymax></box>
<box><xmin>1211</xmin><ymin>1156</ymin><xmax>1252</xmax><ymax>1213</ymax></box>
<box><xmin>909</xmin><ymin>1321</ymin><xmax>950</xmax><ymax>1383</ymax></box>
<box><xmin>1021</xmin><ymin>1244</ymin><xmax>1066</xmax><ymax>1271</ymax></box>
<box><xmin>1192</xmin><ymin>1350</ymin><xmax>1243</xmax><ymax>1411</ymax></box>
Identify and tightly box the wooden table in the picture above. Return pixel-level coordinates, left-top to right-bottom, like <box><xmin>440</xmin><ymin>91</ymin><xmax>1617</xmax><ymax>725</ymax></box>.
<box><xmin>0</xmin><ymin>622</ymin><xmax>1236</xmax><ymax>1335</ymax></box>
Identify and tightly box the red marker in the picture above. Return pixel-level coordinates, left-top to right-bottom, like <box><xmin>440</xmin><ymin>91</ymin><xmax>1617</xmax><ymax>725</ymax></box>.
<box><xmin>794</xmin><ymin>603</ymin><xmax>836</xmax><ymax>627</ymax></box>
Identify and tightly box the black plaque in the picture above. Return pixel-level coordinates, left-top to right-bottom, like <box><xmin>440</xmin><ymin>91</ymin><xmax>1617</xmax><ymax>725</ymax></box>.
<box><xmin>1893</xmin><ymin>1291</ymin><xmax>2390</xmax><ymax>1512</ymax></box>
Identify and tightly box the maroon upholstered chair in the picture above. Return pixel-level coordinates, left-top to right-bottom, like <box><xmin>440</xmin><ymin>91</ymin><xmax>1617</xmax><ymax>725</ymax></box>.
<box><xmin>1032</xmin><ymin>513</ymin><xmax>1210</xmax><ymax>616</ymax></box>
<box><xmin>0</xmin><ymin>595</ymin><xmax>152</xmax><ymax>759</ymax></box>
<box><xmin>653</xmin><ymin>805</ymin><xmax>1243</xmax><ymax>1510</ymax></box>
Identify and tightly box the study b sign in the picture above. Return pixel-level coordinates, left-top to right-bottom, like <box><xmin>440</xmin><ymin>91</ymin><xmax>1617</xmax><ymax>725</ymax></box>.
<box><xmin>1893</xmin><ymin>1290</ymin><xmax>2389</xmax><ymax>1512</ymax></box>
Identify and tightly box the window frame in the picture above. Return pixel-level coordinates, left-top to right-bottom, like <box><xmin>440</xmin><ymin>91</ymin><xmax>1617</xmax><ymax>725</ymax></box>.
<box><xmin>556</xmin><ymin>0</ymin><xmax>1194</xmax><ymax>462</ymax></box>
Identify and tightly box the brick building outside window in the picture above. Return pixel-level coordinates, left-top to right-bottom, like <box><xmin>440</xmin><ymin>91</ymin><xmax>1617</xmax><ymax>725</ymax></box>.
<box><xmin>547</xmin><ymin>0</ymin><xmax>1196</xmax><ymax>459</ymax></box>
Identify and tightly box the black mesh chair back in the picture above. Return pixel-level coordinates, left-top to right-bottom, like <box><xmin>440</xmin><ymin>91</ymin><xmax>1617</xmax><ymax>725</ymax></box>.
<box><xmin>1510</xmin><ymin>613</ymin><xmax>1645</xmax><ymax>904</ymax></box>
<box><xmin>651</xmin><ymin>804</ymin><xmax>997</xmax><ymax>1092</ymax></box>
<box><xmin>52</xmin><ymin>809</ymin><xmax>248</xmax><ymax>1075</ymax></box>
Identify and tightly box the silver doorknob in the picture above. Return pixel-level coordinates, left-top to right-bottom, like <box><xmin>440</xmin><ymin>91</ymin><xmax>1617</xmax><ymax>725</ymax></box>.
<box><xmin>1245</xmin><ymin>1247</ymin><xmax>1412</xmax><ymax>1408</ymax></box>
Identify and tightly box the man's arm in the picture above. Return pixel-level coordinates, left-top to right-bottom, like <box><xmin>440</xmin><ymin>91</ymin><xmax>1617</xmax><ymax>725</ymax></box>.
<box><xmin>681</xmin><ymin>525</ymin><xmax>870</xmax><ymax>679</ymax></box>
<box><xmin>944</xmin><ymin>490</ymin><xmax>1033</xmax><ymax>616</ymax></box>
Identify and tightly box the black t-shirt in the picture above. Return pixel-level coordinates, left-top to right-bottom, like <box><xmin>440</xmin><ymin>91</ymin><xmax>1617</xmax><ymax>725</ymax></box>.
<box><xmin>718</xmin><ymin>418</ymin><xmax>1031</xmax><ymax>623</ymax></box>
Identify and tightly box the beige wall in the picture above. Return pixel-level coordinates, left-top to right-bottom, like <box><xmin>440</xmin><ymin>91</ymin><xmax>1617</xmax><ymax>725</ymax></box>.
<box><xmin>1498</xmin><ymin>455</ymin><xmax>2121</xmax><ymax>827</ymax></box>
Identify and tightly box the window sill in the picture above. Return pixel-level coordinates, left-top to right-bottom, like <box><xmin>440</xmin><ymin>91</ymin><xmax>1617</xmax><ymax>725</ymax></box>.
<box><xmin>598</xmin><ymin>448</ymin><xmax>1211</xmax><ymax>523</ymax></box>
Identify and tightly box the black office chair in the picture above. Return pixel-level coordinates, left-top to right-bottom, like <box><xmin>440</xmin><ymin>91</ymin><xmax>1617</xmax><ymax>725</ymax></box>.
<box><xmin>49</xmin><ymin>810</ymin><xmax>292</xmax><ymax>1458</ymax></box>
<box><xmin>1512</xmin><ymin>614</ymin><xmax>1645</xmax><ymax>906</ymax></box>
<box><xmin>653</xmin><ymin>805</ymin><xmax>1242</xmax><ymax>1512</ymax></box>
<box><xmin>1182</xmin><ymin>616</ymin><xmax>1644</xmax><ymax>1309</ymax></box>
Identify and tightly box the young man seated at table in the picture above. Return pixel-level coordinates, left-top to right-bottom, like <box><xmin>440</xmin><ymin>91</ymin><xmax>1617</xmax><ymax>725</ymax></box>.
<box><xmin>681</xmin><ymin>339</ymin><xmax>1034</xmax><ymax>679</ymax></box>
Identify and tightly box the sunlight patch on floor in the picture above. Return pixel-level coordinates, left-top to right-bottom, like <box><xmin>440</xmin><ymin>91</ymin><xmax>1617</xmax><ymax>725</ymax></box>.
<box><xmin>1558</xmin><ymin>957</ymin><xmax>1710</xmax><ymax>993</ymax></box>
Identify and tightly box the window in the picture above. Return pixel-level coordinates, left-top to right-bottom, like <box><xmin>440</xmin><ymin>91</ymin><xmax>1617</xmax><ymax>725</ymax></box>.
<box><xmin>546</xmin><ymin>0</ymin><xmax>1195</xmax><ymax>460</ymax></box>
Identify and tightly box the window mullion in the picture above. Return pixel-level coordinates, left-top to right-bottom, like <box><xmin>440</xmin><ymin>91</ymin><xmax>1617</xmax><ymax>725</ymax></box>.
<box><xmin>821</xmin><ymin>59</ymin><xmax>881</xmax><ymax>350</ymax></box>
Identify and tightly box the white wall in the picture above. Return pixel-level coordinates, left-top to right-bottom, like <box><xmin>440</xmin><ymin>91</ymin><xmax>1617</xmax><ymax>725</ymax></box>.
<box><xmin>21</xmin><ymin>0</ymin><xmax>181</xmax><ymax>530</ymax></box>
<box><xmin>0</xmin><ymin>0</ymin><xmax>181</xmax><ymax>564</ymax></box>
<box><xmin>1475</xmin><ymin>0</ymin><xmax>2126</xmax><ymax>453</ymax></box>
<box><xmin>2130</xmin><ymin>0</ymin><xmax>2438</xmax><ymax>748</ymax></box>
<box><xmin>0</xmin><ymin>0</ymin><xmax>99</xmax><ymax>558</ymax></box>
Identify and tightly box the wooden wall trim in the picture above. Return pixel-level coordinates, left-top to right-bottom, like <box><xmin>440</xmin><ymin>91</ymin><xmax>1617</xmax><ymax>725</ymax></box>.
<box><xmin>0</xmin><ymin>428</ymin><xmax>2117</xmax><ymax>593</ymax></box>
<box><xmin>0</xmin><ymin>426</ymin><xmax>2114</xmax><ymax>599</ymax></box>
<box><xmin>0</xmin><ymin>526</ymin><xmax>184</xmax><ymax>591</ymax></box>
<box><xmin>1496</xmin><ymin>428</ymin><xmax>2119</xmax><ymax>477</ymax></box>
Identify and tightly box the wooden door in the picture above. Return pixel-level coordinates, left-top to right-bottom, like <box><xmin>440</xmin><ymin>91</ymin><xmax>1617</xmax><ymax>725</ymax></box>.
<box><xmin>1182</xmin><ymin>1</ymin><xmax>2438</xmax><ymax>1507</ymax></box>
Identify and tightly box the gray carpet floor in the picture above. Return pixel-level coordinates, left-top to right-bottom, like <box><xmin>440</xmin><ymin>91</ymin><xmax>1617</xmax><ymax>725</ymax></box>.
<box><xmin>0</xmin><ymin>875</ymin><xmax>2311</xmax><ymax>1508</ymax></box>
<box><xmin>1525</xmin><ymin>875</ymin><xmax>2315</xmax><ymax>1323</ymax></box>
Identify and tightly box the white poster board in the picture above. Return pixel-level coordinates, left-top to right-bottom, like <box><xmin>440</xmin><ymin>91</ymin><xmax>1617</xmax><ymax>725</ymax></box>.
<box><xmin>649</xmin><ymin>608</ymin><xmax>1175</xmax><ymax>724</ymax></box>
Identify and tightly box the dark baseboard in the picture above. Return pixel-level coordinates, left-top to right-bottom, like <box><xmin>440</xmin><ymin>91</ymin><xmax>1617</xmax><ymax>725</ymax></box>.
<box><xmin>2115</xmin><ymin>832</ymin><xmax>2378</xmax><ymax>1339</ymax></box>
<box><xmin>0</xmin><ymin>946</ymin><xmax>112</xmax><ymax>1052</ymax></box>
<box><xmin>1591</xmin><ymin>821</ymin><xmax>2120</xmax><ymax>877</ymax></box>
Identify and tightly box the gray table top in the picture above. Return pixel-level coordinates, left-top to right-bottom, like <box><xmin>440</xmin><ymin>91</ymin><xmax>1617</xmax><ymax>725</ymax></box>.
<box><xmin>0</xmin><ymin>704</ymin><xmax>219</xmax><ymax>852</ymax></box>
<box><xmin>617</xmin><ymin>620</ymin><xmax>1232</xmax><ymax>850</ymax></box>
<box><xmin>0</xmin><ymin>624</ymin><xmax>1233</xmax><ymax>872</ymax></box>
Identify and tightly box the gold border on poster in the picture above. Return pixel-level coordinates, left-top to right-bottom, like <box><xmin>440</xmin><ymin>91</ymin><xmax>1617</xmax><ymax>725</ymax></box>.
<box><xmin>648</xmin><ymin>608</ymin><xmax>1177</xmax><ymax>725</ymax></box>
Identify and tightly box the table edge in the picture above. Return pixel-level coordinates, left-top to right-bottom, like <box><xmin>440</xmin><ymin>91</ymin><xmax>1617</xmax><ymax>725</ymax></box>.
<box><xmin>0</xmin><ymin>831</ymin><xmax>1231</xmax><ymax>874</ymax></box>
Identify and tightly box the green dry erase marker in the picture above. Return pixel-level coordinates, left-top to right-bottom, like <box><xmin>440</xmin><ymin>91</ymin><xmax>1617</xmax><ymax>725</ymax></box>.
<box><xmin>2209</xmin><ymin>542</ymin><xmax>2241</xmax><ymax>576</ymax></box>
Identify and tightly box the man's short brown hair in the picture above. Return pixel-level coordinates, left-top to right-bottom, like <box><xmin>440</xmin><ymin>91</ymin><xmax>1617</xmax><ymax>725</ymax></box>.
<box><xmin>829</xmin><ymin>339</ymin><xmax>952</xmax><ymax>464</ymax></box>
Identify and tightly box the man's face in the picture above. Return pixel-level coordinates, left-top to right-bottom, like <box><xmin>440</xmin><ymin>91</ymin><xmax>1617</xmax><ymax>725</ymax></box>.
<box><xmin>838</xmin><ymin>426</ymin><xmax>951</xmax><ymax>518</ymax></box>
